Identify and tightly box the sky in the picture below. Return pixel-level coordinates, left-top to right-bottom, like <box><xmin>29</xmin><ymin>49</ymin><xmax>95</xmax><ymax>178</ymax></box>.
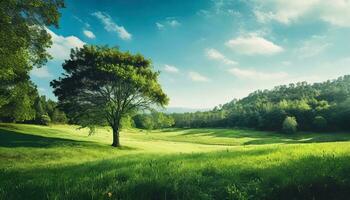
<box><xmin>30</xmin><ymin>0</ymin><xmax>350</xmax><ymax>109</ymax></box>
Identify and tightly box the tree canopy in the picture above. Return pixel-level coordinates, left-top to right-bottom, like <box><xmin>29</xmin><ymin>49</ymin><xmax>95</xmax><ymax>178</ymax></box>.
<box><xmin>51</xmin><ymin>45</ymin><xmax>169</xmax><ymax>146</ymax></box>
<box><xmin>0</xmin><ymin>0</ymin><xmax>64</xmax><ymax>121</ymax></box>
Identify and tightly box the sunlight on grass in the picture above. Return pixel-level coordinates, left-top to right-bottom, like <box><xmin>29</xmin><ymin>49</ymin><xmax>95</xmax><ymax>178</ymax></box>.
<box><xmin>1</xmin><ymin>123</ymin><xmax>350</xmax><ymax>199</ymax></box>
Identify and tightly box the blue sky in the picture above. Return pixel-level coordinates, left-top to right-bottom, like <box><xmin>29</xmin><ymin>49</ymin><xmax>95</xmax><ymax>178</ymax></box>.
<box><xmin>30</xmin><ymin>0</ymin><xmax>350</xmax><ymax>109</ymax></box>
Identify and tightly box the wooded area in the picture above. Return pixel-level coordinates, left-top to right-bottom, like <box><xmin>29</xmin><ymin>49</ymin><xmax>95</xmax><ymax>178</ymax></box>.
<box><xmin>138</xmin><ymin>76</ymin><xmax>350</xmax><ymax>133</ymax></box>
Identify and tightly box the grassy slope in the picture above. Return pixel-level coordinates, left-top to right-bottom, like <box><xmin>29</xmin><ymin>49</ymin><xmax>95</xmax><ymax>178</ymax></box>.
<box><xmin>1</xmin><ymin>124</ymin><xmax>350</xmax><ymax>199</ymax></box>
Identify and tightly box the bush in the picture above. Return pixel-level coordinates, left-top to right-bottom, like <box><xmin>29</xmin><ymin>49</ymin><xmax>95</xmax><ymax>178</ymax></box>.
<box><xmin>313</xmin><ymin>116</ymin><xmax>327</xmax><ymax>131</ymax></box>
<box><xmin>39</xmin><ymin>114</ymin><xmax>51</xmax><ymax>126</ymax></box>
<box><xmin>141</xmin><ymin>116</ymin><xmax>154</xmax><ymax>130</ymax></box>
<box><xmin>120</xmin><ymin>115</ymin><xmax>135</xmax><ymax>129</ymax></box>
<box><xmin>282</xmin><ymin>116</ymin><xmax>298</xmax><ymax>134</ymax></box>
<box><xmin>51</xmin><ymin>109</ymin><xmax>68</xmax><ymax>124</ymax></box>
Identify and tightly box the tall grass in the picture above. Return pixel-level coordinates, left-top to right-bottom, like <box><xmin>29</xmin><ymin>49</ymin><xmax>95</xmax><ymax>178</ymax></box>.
<box><xmin>1</xmin><ymin>123</ymin><xmax>350</xmax><ymax>199</ymax></box>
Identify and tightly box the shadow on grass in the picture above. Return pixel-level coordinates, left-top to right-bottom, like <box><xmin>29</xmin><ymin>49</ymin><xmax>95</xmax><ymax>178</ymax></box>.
<box><xmin>159</xmin><ymin>128</ymin><xmax>350</xmax><ymax>145</ymax></box>
<box><xmin>0</xmin><ymin>128</ymin><xmax>88</xmax><ymax>148</ymax></box>
<box><xmin>244</xmin><ymin>135</ymin><xmax>350</xmax><ymax>145</ymax></box>
<box><xmin>0</xmin><ymin>126</ymin><xmax>136</xmax><ymax>150</ymax></box>
<box><xmin>1</xmin><ymin>148</ymin><xmax>350</xmax><ymax>199</ymax></box>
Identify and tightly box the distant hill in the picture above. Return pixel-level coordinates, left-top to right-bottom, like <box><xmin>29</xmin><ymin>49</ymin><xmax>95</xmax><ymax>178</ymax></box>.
<box><xmin>169</xmin><ymin>75</ymin><xmax>350</xmax><ymax>132</ymax></box>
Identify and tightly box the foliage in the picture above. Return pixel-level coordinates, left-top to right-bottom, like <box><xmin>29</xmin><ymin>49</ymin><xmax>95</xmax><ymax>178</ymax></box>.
<box><xmin>282</xmin><ymin>116</ymin><xmax>298</xmax><ymax>134</ymax></box>
<box><xmin>170</xmin><ymin>106</ymin><xmax>226</xmax><ymax>128</ymax></box>
<box><xmin>39</xmin><ymin>114</ymin><xmax>51</xmax><ymax>126</ymax></box>
<box><xmin>134</xmin><ymin>112</ymin><xmax>175</xmax><ymax>130</ymax></box>
<box><xmin>0</xmin><ymin>81</ymin><xmax>38</xmax><ymax>122</ymax></box>
<box><xmin>120</xmin><ymin>115</ymin><xmax>135</xmax><ymax>129</ymax></box>
<box><xmin>51</xmin><ymin>45</ymin><xmax>168</xmax><ymax>146</ymax></box>
<box><xmin>136</xmin><ymin>114</ymin><xmax>154</xmax><ymax>130</ymax></box>
<box><xmin>29</xmin><ymin>95</ymin><xmax>68</xmax><ymax>124</ymax></box>
<box><xmin>313</xmin><ymin>116</ymin><xmax>327</xmax><ymax>131</ymax></box>
<box><xmin>50</xmin><ymin>108</ymin><xmax>68</xmax><ymax>124</ymax></box>
<box><xmin>0</xmin><ymin>0</ymin><xmax>64</xmax><ymax>120</ymax></box>
<box><xmin>171</xmin><ymin>75</ymin><xmax>350</xmax><ymax>132</ymax></box>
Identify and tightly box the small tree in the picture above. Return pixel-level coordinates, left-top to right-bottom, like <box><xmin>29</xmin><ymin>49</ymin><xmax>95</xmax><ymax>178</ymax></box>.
<box><xmin>120</xmin><ymin>115</ymin><xmax>135</xmax><ymax>129</ymax></box>
<box><xmin>141</xmin><ymin>115</ymin><xmax>154</xmax><ymax>130</ymax></box>
<box><xmin>51</xmin><ymin>45</ymin><xmax>168</xmax><ymax>147</ymax></box>
<box><xmin>51</xmin><ymin>109</ymin><xmax>68</xmax><ymax>124</ymax></box>
<box><xmin>282</xmin><ymin>116</ymin><xmax>298</xmax><ymax>134</ymax></box>
<box><xmin>40</xmin><ymin>114</ymin><xmax>51</xmax><ymax>126</ymax></box>
<box><xmin>313</xmin><ymin>116</ymin><xmax>327</xmax><ymax>131</ymax></box>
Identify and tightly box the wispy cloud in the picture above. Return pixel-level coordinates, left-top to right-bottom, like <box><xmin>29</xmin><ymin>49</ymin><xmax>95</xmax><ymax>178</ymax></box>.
<box><xmin>228</xmin><ymin>68</ymin><xmax>288</xmax><ymax>81</ymax></box>
<box><xmin>155</xmin><ymin>18</ymin><xmax>181</xmax><ymax>30</ymax></box>
<box><xmin>83</xmin><ymin>30</ymin><xmax>95</xmax><ymax>39</ymax></box>
<box><xmin>92</xmin><ymin>11</ymin><xmax>132</xmax><ymax>40</ymax></box>
<box><xmin>206</xmin><ymin>48</ymin><xmax>237</xmax><ymax>65</ymax></box>
<box><xmin>296</xmin><ymin>35</ymin><xmax>331</xmax><ymax>58</ymax></box>
<box><xmin>226</xmin><ymin>33</ymin><xmax>283</xmax><ymax>55</ymax></box>
<box><xmin>73</xmin><ymin>15</ymin><xmax>90</xmax><ymax>28</ymax></box>
<box><xmin>164</xmin><ymin>64</ymin><xmax>179</xmax><ymax>73</ymax></box>
<box><xmin>156</xmin><ymin>22</ymin><xmax>165</xmax><ymax>30</ymax></box>
<box><xmin>188</xmin><ymin>71</ymin><xmax>210</xmax><ymax>82</ymax></box>
<box><xmin>168</xmin><ymin>19</ymin><xmax>181</xmax><ymax>27</ymax></box>
<box><xmin>254</xmin><ymin>0</ymin><xmax>350</xmax><ymax>27</ymax></box>
<box><xmin>46</xmin><ymin>28</ymin><xmax>85</xmax><ymax>61</ymax></box>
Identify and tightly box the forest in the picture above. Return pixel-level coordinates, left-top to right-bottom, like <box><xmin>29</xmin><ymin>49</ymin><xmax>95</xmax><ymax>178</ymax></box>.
<box><xmin>166</xmin><ymin>76</ymin><xmax>350</xmax><ymax>132</ymax></box>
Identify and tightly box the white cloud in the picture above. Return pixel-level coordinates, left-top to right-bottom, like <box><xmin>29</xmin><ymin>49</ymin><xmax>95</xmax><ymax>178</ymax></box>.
<box><xmin>226</xmin><ymin>34</ymin><xmax>283</xmax><ymax>55</ymax></box>
<box><xmin>205</xmin><ymin>48</ymin><xmax>237</xmax><ymax>65</ymax></box>
<box><xmin>164</xmin><ymin>64</ymin><xmax>179</xmax><ymax>73</ymax></box>
<box><xmin>155</xmin><ymin>18</ymin><xmax>181</xmax><ymax>30</ymax></box>
<box><xmin>30</xmin><ymin>66</ymin><xmax>53</xmax><ymax>78</ymax></box>
<box><xmin>254</xmin><ymin>0</ymin><xmax>350</xmax><ymax>27</ymax></box>
<box><xmin>168</xmin><ymin>20</ymin><xmax>181</xmax><ymax>27</ymax></box>
<box><xmin>156</xmin><ymin>22</ymin><xmax>165</xmax><ymax>30</ymax></box>
<box><xmin>46</xmin><ymin>28</ymin><xmax>85</xmax><ymax>61</ymax></box>
<box><xmin>188</xmin><ymin>71</ymin><xmax>210</xmax><ymax>82</ymax></box>
<box><xmin>321</xmin><ymin>1</ymin><xmax>350</xmax><ymax>27</ymax></box>
<box><xmin>92</xmin><ymin>11</ymin><xmax>132</xmax><ymax>40</ymax></box>
<box><xmin>254</xmin><ymin>1</ymin><xmax>318</xmax><ymax>24</ymax></box>
<box><xmin>228</xmin><ymin>67</ymin><xmax>288</xmax><ymax>80</ymax></box>
<box><xmin>296</xmin><ymin>35</ymin><xmax>331</xmax><ymax>58</ymax></box>
<box><xmin>83</xmin><ymin>30</ymin><xmax>95</xmax><ymax>39</ymax></box>
<box><xmin>282</xmin><ymin>61</ymin><xmax>292</xmax><ymax>66</ymax></box>
<box><xmin>254</xmin><ymin>10</ymin><xmax>276</xmax><ymax>24</ymax></box>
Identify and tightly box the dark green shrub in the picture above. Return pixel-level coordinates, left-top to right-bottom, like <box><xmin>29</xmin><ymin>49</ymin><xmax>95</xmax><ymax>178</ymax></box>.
<box><xmin>282</xmin><ymin>116</ymin><xmax>298</xmax><ymax>134</ymax></box>
<box><xmin>313</xmin><ymin>116</ymin><xmax>327</xmax><ymax>131</ymax></box>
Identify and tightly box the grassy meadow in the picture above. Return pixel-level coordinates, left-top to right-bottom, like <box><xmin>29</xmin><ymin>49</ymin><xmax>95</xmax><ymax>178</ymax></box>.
<box><xmin>1</xmin><ymin>124</ymin><xmax>350</xmax><ymax>199</ymax></box>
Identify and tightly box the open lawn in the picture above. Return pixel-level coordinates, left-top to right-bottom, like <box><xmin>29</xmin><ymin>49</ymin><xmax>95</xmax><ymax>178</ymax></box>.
<box><xmin>1</xmin><ymin>123</ymin><xmax>350</xmax><ymax>199</ymax></box>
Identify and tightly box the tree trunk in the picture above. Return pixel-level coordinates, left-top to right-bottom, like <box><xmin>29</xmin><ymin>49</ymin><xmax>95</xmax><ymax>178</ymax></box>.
<box><xmin>112</xmin><ymin>127</ymin><xmax>120</xmax><ymax>147</ymax></box>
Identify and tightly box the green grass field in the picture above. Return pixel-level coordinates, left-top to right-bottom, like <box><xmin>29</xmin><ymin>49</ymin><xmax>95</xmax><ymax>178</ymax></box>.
<box><xmin>1</xmin><ymin>123</ymin><xmax>350</xmax><ymax>199</ymax></box>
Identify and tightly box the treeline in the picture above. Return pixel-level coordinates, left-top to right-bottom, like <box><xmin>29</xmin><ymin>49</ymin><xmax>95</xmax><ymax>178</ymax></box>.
<box><xmin>0</xmin><ymin>94</ymin><xmax>67</xmax><ymax>125</ymax></box>
<box><xmin>168</xmin><ymin>75</ymin><xmax>350</xmax><ymax>133</ymax></box>
<box><xmin>133</xmin><ymin>112</ymin><xmax>175</xmax><ymax>130</ymax></box>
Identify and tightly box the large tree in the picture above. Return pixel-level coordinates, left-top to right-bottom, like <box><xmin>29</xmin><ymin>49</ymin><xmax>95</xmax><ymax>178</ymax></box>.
<box><xmin>0</xmin><ymin>0</ymin><xmax>64</xmax><ymax>119</ymax></box>
<box><xmin>51</xmin><ymin>45</ymin><xmax>169</xmax><ymax>147</ymax></box>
